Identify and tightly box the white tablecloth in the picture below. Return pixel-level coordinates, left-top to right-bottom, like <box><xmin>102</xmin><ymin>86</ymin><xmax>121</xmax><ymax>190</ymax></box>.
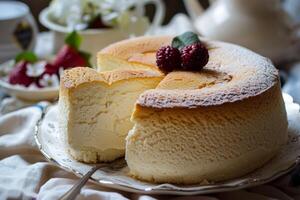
<box><xmin>1</xmin><ymin>14</ymin><xmax>300</xmax><ymax>200</ymax></box>
<box><xmin>1</xmin><ymin>104</ymin><xmax>300</xmax><ymax>200</ymax></box>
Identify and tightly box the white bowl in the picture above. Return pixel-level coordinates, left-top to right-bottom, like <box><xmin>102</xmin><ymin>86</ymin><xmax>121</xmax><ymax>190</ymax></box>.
<box><xmin>39</xmin><ymin>8</ymin><xmax>150</xmax><ymax>66</ymax></box>
<box><xmin>0</xmin><ymin>60</ymin><xmax>59</xmax><ymax>102</ymax></box>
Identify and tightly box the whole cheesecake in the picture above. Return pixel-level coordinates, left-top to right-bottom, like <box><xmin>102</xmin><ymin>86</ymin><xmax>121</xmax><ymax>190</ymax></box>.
<box><xmin>59</xmin><ymin>35</ymin><xmax>288</xmax><ymax>184</ymax></box>
<box><xmin>100</xmin><ymin>36</ymin><xmax>288</xmax><ymax>184</ymax></box>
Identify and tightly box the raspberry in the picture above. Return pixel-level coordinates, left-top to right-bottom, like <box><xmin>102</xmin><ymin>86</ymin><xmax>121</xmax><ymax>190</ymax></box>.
<box><xmin>156</xmin><ymin>46</ymin><xmax>181</xmax><ymax>73</ymax></box>
<box><xmin>181</xmin><ymin>43</ymin><xmax>209</xmax><ymax>71</ymax></box>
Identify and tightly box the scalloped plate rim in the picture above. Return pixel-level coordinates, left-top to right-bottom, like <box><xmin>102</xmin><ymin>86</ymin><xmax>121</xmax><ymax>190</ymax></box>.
<box><xmin>34</xmin><ymin>93</ymin><xmax>300</xmax><ymax>195</ymax></box>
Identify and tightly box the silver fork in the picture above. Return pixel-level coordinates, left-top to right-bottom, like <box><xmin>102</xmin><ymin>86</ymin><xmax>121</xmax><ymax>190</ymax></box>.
<box><xmin>59</xmin><ymin>158</ymin><xmax>126</xmax><ymax>200</ymax></box>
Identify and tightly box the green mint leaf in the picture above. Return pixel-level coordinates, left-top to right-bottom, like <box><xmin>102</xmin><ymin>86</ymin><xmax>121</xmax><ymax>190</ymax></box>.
<box><xmin>65</xmin><ymin>31</ymin><xmax>82</xmax><ymax>50</ymax></box>
<box><xmin>15</xmin><ymin>51</ymin><xmax>38</xmax><ymax>63</ymax></box>
<box><xmin>171</xmin><ymin>32</ymin><xmax>200</xmax><ymax>49</ymax></box>
<box><xmin>79</xmin><ymin>51</ymin><xmax>92</xmax><ymax>67</ymax></box>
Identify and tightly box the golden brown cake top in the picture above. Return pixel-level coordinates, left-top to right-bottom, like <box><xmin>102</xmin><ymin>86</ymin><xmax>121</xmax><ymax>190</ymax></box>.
<box><xmin>100</xmin><ymin>36</ymin><xmax>279</xmax><ymax>108</ymax></box>
<box><xmin>100</xmin><ymin>36</ymin><xmax>171</xmax><ymax>63</ymax></box>
<box><xmin>61</xmin><ymin>67</ymin><xmax>162</xmax><ymax>89</ymax></box>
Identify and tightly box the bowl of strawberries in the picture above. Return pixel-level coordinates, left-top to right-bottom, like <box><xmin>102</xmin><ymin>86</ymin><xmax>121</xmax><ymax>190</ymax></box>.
<box><xmin>0</xmin><ymin>31</ymin><xmax>91</xmax><ymax>101</ymax></box>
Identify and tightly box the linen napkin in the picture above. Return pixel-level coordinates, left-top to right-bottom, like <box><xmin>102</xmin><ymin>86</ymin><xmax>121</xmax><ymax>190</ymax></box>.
<box><xmin>0</xmin><ymin>104</ymin><xmax>300</xmax><ymax>200</ymax></box>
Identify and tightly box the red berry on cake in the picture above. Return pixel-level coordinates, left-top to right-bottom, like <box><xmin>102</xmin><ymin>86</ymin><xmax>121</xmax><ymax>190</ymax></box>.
<box><xmin>181</xmin><ymin>42</ymin><xmax>209</xmax><ymax>71</ymax></box>
<box><xmin>156</xmin><ymin>32</ymin><xmax>210</xmax><ymax>73</ymax></box>
<box><xmin>156</xmin><ymin>45</ymin><xmax>181</xmax><ymax>73</ymax></box>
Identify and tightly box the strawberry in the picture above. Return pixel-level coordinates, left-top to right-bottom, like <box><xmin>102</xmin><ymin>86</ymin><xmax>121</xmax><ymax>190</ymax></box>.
<box><xmin>52</xmin><ymin>31</ymin><xmax>91</xmax><ymax>69</ymax></box>
<box><xmin>52</xmin><ymin>45</ymin><xmax>87</xmax><ymax>69</ymax></box>
<box><xmin>44</xmin><ymin>63</ymin><xmax>59</xmax><ymax>75</ymax></box>
<box><xmin>8</xmin><ymin>61</ymin><xmax>35</xmax><ymax>87</ymax></box>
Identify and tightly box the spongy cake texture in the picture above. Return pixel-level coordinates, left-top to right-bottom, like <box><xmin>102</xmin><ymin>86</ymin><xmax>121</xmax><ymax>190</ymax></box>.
<box><xmin>59</xmin><ymin>35</ymin><xmax>288</xmax><ymax>184</ymax></box>
<box><xmin>100</xmin><ymin>36</ymin><xmax>288</xmax><ymax>184</ymax></box>
<box><xmin>128</xmin><ymin>83</ymin><xmax>287</xmax><ymax>183</ymax></box>
<box><xmin>59</xmin><ymin>67</ymin><xmax>162</xmax><ymax>163</ymax></box>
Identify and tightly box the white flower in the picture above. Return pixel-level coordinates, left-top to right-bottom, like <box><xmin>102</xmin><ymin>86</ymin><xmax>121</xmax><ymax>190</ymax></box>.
<box><xmin>48</xmin><ymin>0</ymin><xmax>136</xmax><ymax>29</ymax></box>
<box><xmin>28</xmin><ymin>83</ymin><xmax>39</xmax><ymax>89</ymax></box>
<box><xmin>39</xmin><ymin>74</ymin><xmax>60</xmax><ymax>88</ymax></box>
<box><xmin>58</xmin><ymin>67</ymin><xmax>65</xmax><ymax>78</ymax></box>
<box><xmin>26</xmin><ymin>61</ymin><xmax>47</xmax><ymax>77</ymax></box>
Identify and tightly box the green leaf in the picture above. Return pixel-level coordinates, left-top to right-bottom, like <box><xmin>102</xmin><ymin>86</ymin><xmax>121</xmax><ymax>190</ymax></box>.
<box><xmin>79</xmin><ymin>51</ymin><xmax>92</xmax><ymax>67</ymax></box>
<box><xmin>65</xmin><ymin>31</ymin><xmax>82</xmax><ymax>50</ymax></box>
<box><xmin>15</xmin><ymin>51</ymin><xmax>38</xmax><ymax>63</ymax></box>
<box><xmin>171</xmin><ymin>32</ymin><xmax>200</xmax><ymax>49</ymax></box>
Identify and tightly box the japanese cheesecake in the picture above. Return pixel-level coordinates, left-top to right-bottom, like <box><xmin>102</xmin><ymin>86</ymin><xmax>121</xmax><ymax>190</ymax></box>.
<box><xmin>59</xmin><ymin>35</ymin><xmax>288</xmax><ymax>184</ymax></box>
<box><xmin>59</xmin><ymin>67</ymin><xmax>163</xmax><ymax>162</ymax></box>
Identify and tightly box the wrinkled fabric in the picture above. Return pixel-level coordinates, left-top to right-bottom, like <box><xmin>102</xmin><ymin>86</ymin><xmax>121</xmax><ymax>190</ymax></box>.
<box><xmin>0</xmin><ymin>105</ymin><xmax>300</xmax><ymax>200</ymax></box>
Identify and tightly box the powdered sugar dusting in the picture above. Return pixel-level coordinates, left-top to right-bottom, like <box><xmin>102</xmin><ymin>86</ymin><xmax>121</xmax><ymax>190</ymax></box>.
<box><xmin>137</xmin><ymin>40</ymin><xmax>279</xmax><ymax>108</ymax></box>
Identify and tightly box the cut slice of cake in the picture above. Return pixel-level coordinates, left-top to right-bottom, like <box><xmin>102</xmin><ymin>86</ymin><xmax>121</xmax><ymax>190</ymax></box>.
<box><xmin>59</xmin><ymin>67</ymin><xmax>163</xmax><ymax>163</ymax></box>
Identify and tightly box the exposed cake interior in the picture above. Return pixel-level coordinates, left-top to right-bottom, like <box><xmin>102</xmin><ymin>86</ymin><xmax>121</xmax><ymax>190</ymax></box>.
<box><xmin>59</xmin><ymin>67</ymin><xmax>162</xmax><ymax>163</ymax></box>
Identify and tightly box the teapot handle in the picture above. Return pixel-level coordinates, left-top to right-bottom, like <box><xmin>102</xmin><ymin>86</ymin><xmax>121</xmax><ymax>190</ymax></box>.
<box><xmin>183</xmin><ymin>0</ymin><xmax>215</xmax><ymax>21</ymax></box>
<box><xmin>124</xmin><ymin>0</ymin><xmax>165</xmax><ymax>36</ymax></box>
<box><xmin>144</xmin><ymin>0</ymin><xmax>166</xmax><ymax>34</ymax></box>
<box><xmin>183</xmin><ymin>0</ymin><xmax>205</xmax><ymax>21</ymax></box>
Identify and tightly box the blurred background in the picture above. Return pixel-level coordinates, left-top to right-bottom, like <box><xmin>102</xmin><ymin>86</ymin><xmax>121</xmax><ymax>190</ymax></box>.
<box><xmin>16</xmin><ymin>0</ymin><xmax>209</xmax><ymax>30</ymax></box>
<box><xmin>1</xmin><ymin>2</ymin><xmax>300</xmax><ymax>200</ymax></box>
<box><xmin>0</xmin><ymin>0</ymin><xmax>300</xmax><ymax>105</ymax></box>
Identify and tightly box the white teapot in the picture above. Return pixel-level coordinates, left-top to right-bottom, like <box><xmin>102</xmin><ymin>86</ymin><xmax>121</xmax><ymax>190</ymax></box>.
<box><xmin>183</xmin><ymin>0</ymin><xmax>300</xmax><ymax>63</ymax></box>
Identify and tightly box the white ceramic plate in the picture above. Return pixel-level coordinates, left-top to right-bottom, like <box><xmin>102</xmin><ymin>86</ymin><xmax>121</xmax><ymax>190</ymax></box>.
<box><xmin>0</xmin><ymin>60</ymin><xmax>59</xmax><ymax>101</ymax></box>
<box><xmin>35</xmin><ymin>93</ymin><xmax>300</xmax><ymax>195</ymax></box>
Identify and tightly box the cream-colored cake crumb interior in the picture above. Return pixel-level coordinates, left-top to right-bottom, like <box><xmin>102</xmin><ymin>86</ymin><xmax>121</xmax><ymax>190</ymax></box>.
<box><xmin>59</xmin><ymin>67</ymin><xmax>163</xmax><ymax>162</ymax></box>
<box><xmin>69</xmin><ymin>78</ymin><xmax>161</xmax><ymax>150</ymax></box>
<box><xmin>157</xmin><ymin>70</ymin><xmax>232</xmax><ymax>90</ymax></box>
